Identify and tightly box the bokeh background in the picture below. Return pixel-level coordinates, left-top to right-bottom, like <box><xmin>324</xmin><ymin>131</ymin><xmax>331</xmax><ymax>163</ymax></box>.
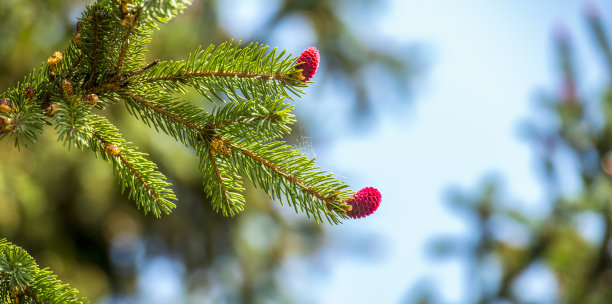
<box><xmin>2</xmin><ymin>0</ymin><xmax>612</xmax><ymax>303</ymax></box>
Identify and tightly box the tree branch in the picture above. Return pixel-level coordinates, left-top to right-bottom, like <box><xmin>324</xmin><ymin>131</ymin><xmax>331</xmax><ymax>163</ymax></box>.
<box><xmin>121</xmin><ymin>89</ymin><xmax>209</xmax><ymax>135</ymax></box>
<box><xmin>93</xmin><ymin>131</ymin><xmax>160</xmax><ymax>201</ymax></box>
<box><xmin>114</xmin><ymin>6</ymin><xmax>142</xmax><ymax>76</ymax></box>
<box><xmin>224</xmin><ymin>139</ymin><xmax>336</xmax><ymax>207</ymax></box>
<box><xmin>143</xmin><ymin>70</ymin><xmax>290</xmax><ymax>83</ymax></box>
<box><xmin>208</xmin><ymin>148</ymin><xmax>234</xmax><ymax>210</ymax></box>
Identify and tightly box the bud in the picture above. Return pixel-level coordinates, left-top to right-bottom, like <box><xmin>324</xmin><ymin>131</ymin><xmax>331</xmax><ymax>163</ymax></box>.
<box><xmin>52</xmin><ymin>51</ymin><xmax>63</xmax><ymax>61</ymax></box>
<box><xmin>74</xmin><ymin>33</ymin><xmax>82</xmax><ymax>49</ymax></box>
<box><xmin>0</xmin><ymin>116</ymin><xmax>13</xmax><ymax>131</ymax></box>
<box><xmin>210</xmin><ymin>137</ymin><xmax>232</xmax><ymax>156</ymax></box>
<box><xmin>121</xmin><ymin>13</ymin><xmax>133</xmax><ymax>28</ymax></box>
<box><xmin>104</xmin><ymin>144</ymin><xmax>121</xmax><ymax>157</ymax></box>
<box><xmin>48</xmin><ymin>51</ymin><xmax>63</xmax><ymax>75</ymax></box>
<box><xmin>45</xmin><ymin>104</ymin><xmax>61</xmax><ymax>117</ymax></box>
<box><xmin>345</xmin><ymin>187</ymin><xmax>381</xmax><ymax>219</ymax></box>
<box><xmin>0</xmin><ymin>99</ymin><xmax>13</xmax><ymax>114</ymax></box>
<box><xmin>23</xmin><ymin>87</ymin><xmax>35</xmax><ymax>100</ymax></box>
<box><xmin>0</xmin><ymin>105</ymin><xmax>11</xmax><ymax>114</ymax></box>
<box><xmin>0</xmin><ymin>99</ymin><xmax>12</xmax><ymax>107</ymax></box>
<box><xmin>294</xmin><ymin>47</ymin><xmax>320</xmax><ymax>82</ymax></box>
<box><xmin>61</xmin><ymin>79</ymin><xmax>74</xmax><ymax>99</ymax></box>
<box><xmin>83</xmin><ymin>94</ymin><xmax>99</xmax><ymax>106</ymax></box>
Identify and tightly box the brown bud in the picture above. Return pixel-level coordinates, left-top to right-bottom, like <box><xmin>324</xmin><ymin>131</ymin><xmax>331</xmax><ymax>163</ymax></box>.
<box><xmin>74</xmin><ymin>33</ymin><xmax>82</xmax><ymax>49</ymax></box>
<box><xmin>121</xmin><ymin>13</ymin><xmax>133</xmax><ymax>28</ymax></box>
<box><xmin>210</xmin><ymin>137</ymin><xmax>232</xmax><ymax>156</ymax></box>
<box><xmin>48</xmin><ymin>51</ymin><xmax>63</xmax><ymax>75</ymax></box>
<box><xmin>0</xmin><ymin>116</ymin><xmax>13</xmax><ymax>131</ymax></box>
<box><xmin>45</xmin><ymin>104</ymin><xmax>61</xmax><ymax>117</ymax></box>
<box><xmin>84</xmin><ymin>94</ymin><xmax>99</xmax><ymax>106</ymax></box>
<box><xmin>292</xmin><ymin>71</ymin><xmax>306</xmax><ymax>82</ymax></box>
<box><xmin>52</xmin><ymin>51</ymin><xmax>63</xmax><ymax>61</ymax></box>
<box><xmin>23</xmin><ymin>87</ymin><xmax>35</xmax><ymax>100</ymax></box>
<box><xmin>0</xmin><ymin>99</ymin><xmax>13</xmax><ymax>114</ymax></box>
<box><xmin>0</xmin><ymin>105</ymin><xmax>11</xmax><ymax>114</ymax></box>
<box><xmin>104</xmin><ymin>144</ymin><xmax>121</xmax><ymax>157</ymax></box>
<box><xmin>61</xmin><ymin>79</ymin><xmax>73</xmax><ymax>98</ymax></box>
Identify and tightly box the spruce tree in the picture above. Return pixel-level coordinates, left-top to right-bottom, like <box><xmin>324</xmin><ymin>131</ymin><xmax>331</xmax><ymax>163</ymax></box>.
<box><xmin>0</xmin><ymin>0</ymin><xmax>381</xmax><ymax>302</ymax></box>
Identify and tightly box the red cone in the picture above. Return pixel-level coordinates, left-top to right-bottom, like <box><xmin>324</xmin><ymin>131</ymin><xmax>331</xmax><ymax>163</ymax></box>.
<box><xmin>346</xmin><ymin>187</ymin><xmax>381</xmax><ymax>219</ymax></box>
<box><xmin>296</xmin><ymin>47</ymin><xmax>320</xmax><ymax>81</ymax></box>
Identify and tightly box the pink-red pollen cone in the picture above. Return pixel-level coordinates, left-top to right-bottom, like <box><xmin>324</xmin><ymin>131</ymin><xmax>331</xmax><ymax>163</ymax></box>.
<box><xmin>346</xmin><ymin>187</ymin><xmax>381</xmax><ymax>219</ymax></box>
<box><xmin>297</xmin><ymin>46</ymin><xmax>320</xmax><ymax>81</ymax></box>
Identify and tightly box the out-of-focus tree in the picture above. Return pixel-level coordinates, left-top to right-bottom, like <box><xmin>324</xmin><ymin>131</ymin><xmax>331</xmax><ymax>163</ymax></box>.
<box><xmin>423</xmin><ymin>4</ymin><xmax>612</xmax><ymax>303</ymax></box>
<box><xmin>0</xmin><ymin>0</ymin><xmax>416</xmax><ymax>302</ymax></box>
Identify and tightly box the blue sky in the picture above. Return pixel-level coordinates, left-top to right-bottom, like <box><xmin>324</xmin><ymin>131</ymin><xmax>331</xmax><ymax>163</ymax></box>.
<box><xmin>308</xmin><ymin>1</ymin><xmax>609</xmax><ymax>303</ymax></box>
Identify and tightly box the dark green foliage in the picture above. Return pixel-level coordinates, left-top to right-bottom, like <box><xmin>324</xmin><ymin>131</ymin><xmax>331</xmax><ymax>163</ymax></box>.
<box><xmin>0</xmin><ymin>239</ymin><xmax>86</xmax><ymax>304</ymax></box>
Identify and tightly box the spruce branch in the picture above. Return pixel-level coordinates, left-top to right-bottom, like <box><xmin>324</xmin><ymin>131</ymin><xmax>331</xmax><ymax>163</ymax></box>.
<box><xmin>1</xmin><ymin>1</ymin><xmax>386</xmax><ymax>299</ymax></box>
<box><xmin>0</xmin><ymin>239</ymin><xmax>86</xmax><ymax>304</ymax></box>
<box><xmin>82</xmin><ymin>6</ymin><xmax>105</xmax><ymax>89</ymax></box>
<box><xmin>137</xmin><ymin>0</ymin><xmax>193</xmax><ymax>24</ymax></box>
<box><xmin>114</xmin><ymin>5</ymin><xmax>142</xmax><ymax>76</ymax></box>
<box><xmin>88</xmin><ymin>115</ymin><xmax>177</xmax><ymax>217</ymax></box>
<box><xmin>198</xmin><ymin>141</ymin><xmax>246</xmax><ymax>216</ymax></box>
<box><xmin>1</xmin><ymin>0</ymin><xmax>378</xmax><ymax>225</ymax></box>
<box><xmin>222</xmin><ymin>138</ymin><xmax>353</xmax><ymax>224</ymax></box>
<box><xmin>123</xmin><ymin>59</ymin><xmax>159</xmax><ymax>78</ymax></box>
<box><xmin>207</xmin><ymin>95</ymin><xmax>295</xmax><ymax>140</ymax></box>
<box><xmin>139</xmin><ymin>42</ymin><xmax>306</xmax><ymax>101</ymax></box>
<box><xmin>120</xmin><ymin>88</ymin><xmax>210</xmax><ymax>147</ymax></box>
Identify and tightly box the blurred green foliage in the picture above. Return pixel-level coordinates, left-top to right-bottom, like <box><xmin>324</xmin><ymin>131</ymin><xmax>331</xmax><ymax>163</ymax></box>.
<box><xmin>0</xmin><ymin>0</ymin><xmax>416</xmax><ymax>301</ymax></box>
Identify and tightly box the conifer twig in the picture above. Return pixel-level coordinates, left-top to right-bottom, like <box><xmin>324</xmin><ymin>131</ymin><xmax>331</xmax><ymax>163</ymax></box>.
<box><xmin>143</xmin><ymin>70</ymin><xmax>290</xmax><ymax>83</ymax></box>
<box><xmin>93</xmin><ymin>132</ymin><xmax>161</xmax><ymax>201</ymax></box>
<box><xmin>87</xmin><ymin>8</ymin><xmax>103</xmax><ymax>88</ymax></box>
<box><xmin>121</xmin><ymin>89</ymin><xmax>209</xmax><ymax>135</ymax></box>
<box><xmin>208</xmin><ymin>149</ymin><xmax>233</xmax><ymax>209</ymax></box>
<box><xmin>114</xmin><ymin>6</ymin><xmax>142</xmax><ymax>76</ymax></box>
<box><xmin>224</xmin><ymin>139</ymin><xmax>335</xmax><ymax>206</ymax></box>
<box><xmin>123</xmin><ymin>59</ymin><xmax>159</xmax><ymax>79</ymax></box>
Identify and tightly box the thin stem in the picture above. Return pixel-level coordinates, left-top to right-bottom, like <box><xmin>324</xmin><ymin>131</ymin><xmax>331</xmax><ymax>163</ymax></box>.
<box><xmin>208</xmin><ymin>149</ymin><xmax>233</xmax><ymax>209</ymax></box>
<box><xmin>119</xmin><ymin>153</ymin><xmax>159</xmax><ymax>199</ymax></box>
<box><xmin>114</xmin><ymin>7</ymin><xmax>142</xmax><ymax>76</ymax></box>
<box><xmin>121</xmin><ymin>90</ymin><xmax>208</xmax><ymax>134</ymax></box>
<box><xmin>224</xmin><ymin>139</ymin><xmax>335</xmax><ymax>206</ymax></box>
<box><xmin>143</xmin><ymin>70</ymin><xmax>290</xmax><ymax>83</ymax></box>
<box><xmin>88</xmin><ymin>82</ymin><xmax>121</xmax><ymax>95</ymax></box>
<box><xmin>87</xmin><ymin>10</ymin><xmax>102</xmax><ymax>89</ymax></box>
<box><xmin>123</xmin><ymin>59</ymin><xmax>159</xmax><ymax>79</ymax></box>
